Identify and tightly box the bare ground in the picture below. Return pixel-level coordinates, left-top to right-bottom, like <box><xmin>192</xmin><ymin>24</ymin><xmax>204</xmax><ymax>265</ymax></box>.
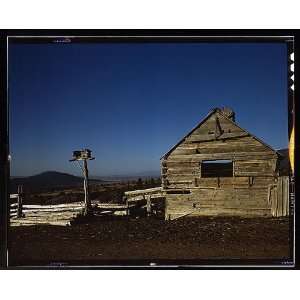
<box><xmin>8</xmin><ymin>216</ymin><xmax>292</xmax><ymax>267</ymax></box>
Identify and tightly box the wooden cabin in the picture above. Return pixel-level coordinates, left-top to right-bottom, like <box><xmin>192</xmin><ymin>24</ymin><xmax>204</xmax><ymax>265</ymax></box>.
<box><xmin>161</xmin><ymin>107</ymin><xmax>289</xmax><ymax>220</ymax></box>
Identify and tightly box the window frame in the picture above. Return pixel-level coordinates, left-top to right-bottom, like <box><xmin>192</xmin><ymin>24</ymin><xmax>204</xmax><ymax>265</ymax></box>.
<box><xmin>200</xmin><ymin>159</ymin><xmax>234</xmax><ymax>178</ymax></box>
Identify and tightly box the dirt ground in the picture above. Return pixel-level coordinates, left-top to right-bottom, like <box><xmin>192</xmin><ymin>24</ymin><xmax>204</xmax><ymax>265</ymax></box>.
<box><xmin>8</xmin><ymin>216</ymin><xmax>292</xmax><ymax>267</ymax></box>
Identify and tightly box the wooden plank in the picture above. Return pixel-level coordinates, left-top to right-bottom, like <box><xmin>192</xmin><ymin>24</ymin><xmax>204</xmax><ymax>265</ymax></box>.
<box><xmin>22</xmin><ymin>202</ymin><xmax>83</xmax><ymax>209</ymax></box>
<box><xmin>278</xmin><ymin>177</ymin><xmax>283</xmax><ymax>216</ymax></box>
<box><xmin>10</xmin><ymin>220</ymin><xmax>71</xmax><ymax>226</ymax></box>
<box><xmin>168</xmin><ymin>180</ymin><xmax>193</xmax><ymax>184</ymax></box>
<box><xmin>167</xmin><ymin>174</ymin><xmax>197</xmax><ymax>180</ymax></box>
<box><xmin>17</xmin><ymin>185</ymin><xmax>23</xmax><ymax>218</ymax></box>
<box><xmin>146</xmin><ymin>195</ymin><xmax>151</xmax><ymax>216</ymax></box>
<box><xmin>167</xmin><ymin>167</ymin><xmax>199</xmax><ymax>173</ymax></box>
<box><xmin>282</xmin><ymin>177</ymin><xmax>287</xmax><ymax>216</ymax></box>
<box><xmin>165</xmin><ymin>161</ymin><xmax>200</xmax><ymax>168</ymax></box>
<box><xmin>125</xmin><ymin>187</ymin><xmax>162</xmax><ymax>196</ymax></box>
<box><xmin>167</xmin><ymin>152</ymin><xmax>276</xmax><ymax>162</ymax></box>
<box><xmin>285</xmin><ymin>177</ymin><xmax>289</xmax><ymax>216</ymax></box>
<box><xmin>22</xmin><ymin>207</ymin><xmax>83</xmax><ymax>213</ymax></box>
<box><xmin>273</xmin><ymin>176</ymin><xmax>289</xmax><ymax>217</ymax></box>
<box><xmin>185</xmin><ymin>134</ymin><xmax>217</xmax><ymax>142</ymax></box>
<box><xmin>183</xmin><ymin>135</ymin><xmax>264</xmax><ymax>147</ymax></box>
<box><xmin>234</xmin><ymin>171</ymin><xmax>275</xmax><ymax>177</ymax></box>
<box><xmin>271</xmin><ymin>186</ymin><xmax>277</xmax><ymax>216</ymax></box>
<box><xmin>94</xmin><ymin>203</ymin><xmax>128</xmax><ymax>209</ymax></box>
<box><xmin>21</xmin><ymin>213</ymin><xmax>79</xmax><ymax>219</ymax></box>
<box><xmin>185</xmin><ymin>132</ymin><xmax>249</xmax><ymax>142</ymax></box>
<box><xmin>166</xmin><ymin>208</ymin><xmax>271</xmax><ymax>220</ymax></box>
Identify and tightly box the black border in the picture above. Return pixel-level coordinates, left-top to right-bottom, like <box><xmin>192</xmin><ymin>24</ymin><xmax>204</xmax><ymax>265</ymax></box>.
<box><xmin>0</xmin><ymin>29</ymin><xmax>299</xmax><ymax>269</ymax></box>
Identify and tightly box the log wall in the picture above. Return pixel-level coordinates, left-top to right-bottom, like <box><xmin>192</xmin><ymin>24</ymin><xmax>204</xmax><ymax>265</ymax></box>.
<box><xmin>162</xmin><ymin>111</ymin><xmax>282</xmax><ymax>220</ymax></box>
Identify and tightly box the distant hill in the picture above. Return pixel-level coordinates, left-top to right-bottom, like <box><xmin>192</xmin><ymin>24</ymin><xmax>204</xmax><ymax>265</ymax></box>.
<box><xmin>10</xmin><ymin>171</ymin><xmax>104</xmax><ymax>193</ymax></box>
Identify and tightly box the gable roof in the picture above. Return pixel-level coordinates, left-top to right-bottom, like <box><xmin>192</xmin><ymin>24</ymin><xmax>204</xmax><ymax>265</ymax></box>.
<box><xmin>161</xmin><ymin>107</ymin><xmax>279</xmax><ymax>160</ymax></box>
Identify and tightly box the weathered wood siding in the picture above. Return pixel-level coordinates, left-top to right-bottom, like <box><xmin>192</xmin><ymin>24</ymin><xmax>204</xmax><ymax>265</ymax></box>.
<box><xmin>162</xmin><ymin>111</ymin><xmax>281</xmax><ymax>220</ymax></box>
<box><xmin>271</xmin><ymin>176</ymin><xmax>289</xmax><ymax>217</ymax></box>
<box><xmin>166</xmin><ymin>188</ymin><xmax>272</xmax><ymax>220</ymax></box>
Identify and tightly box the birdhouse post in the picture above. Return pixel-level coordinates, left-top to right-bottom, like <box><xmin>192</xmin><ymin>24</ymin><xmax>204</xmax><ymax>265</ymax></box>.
<box><xmin>69</xmin><ymin>149</ymin><xmax>95</xmax><ymax>216</ymax></box>
<box><xmin>83</xmin><ymin>158</ymin><xmax>90</xmax><ymax>215</ymax></box>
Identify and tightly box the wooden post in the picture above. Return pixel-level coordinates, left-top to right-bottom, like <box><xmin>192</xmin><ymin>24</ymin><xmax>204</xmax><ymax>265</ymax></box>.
<box><xmin>123</xmin><ymin>196</ymin><xmax>129</xmax><ymax>216</ymax></box>
<box><xmin>161</xmin><ymin>159</ymin><xmax>167</xmax><ymax>189</ymax></box>
<box><xmin>69</xmin><ymin>149</ymin><xmax>94</xmax><ymax>216</ymax></box>
<box><xmin>146</xmin><ymin>195</ymin><xmax>151</xmax><ymax>216</ymax></box>
<box><xmin>83</xmin><ymin>159</ymin><xmax>91</xmax><ymax>215</ymax></box>
<box><xmin>17</xmin><ymin>185</ymin><xmax>23</xmax><ymax>218</ymax></box>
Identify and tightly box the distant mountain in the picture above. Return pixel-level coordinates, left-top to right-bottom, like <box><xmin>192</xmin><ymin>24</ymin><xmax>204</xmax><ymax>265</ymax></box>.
<box><xmin>10</xmin><ymin>171</ymin><xmax>104</xmax><ymax>193</ymax></box>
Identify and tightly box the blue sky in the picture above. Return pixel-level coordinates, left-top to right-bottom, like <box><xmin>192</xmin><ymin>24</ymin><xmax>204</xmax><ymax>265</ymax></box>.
<box><xmin>9</xmin><ymin>42</ymin><xmax>288</xmax><ymax>176</ymax></box>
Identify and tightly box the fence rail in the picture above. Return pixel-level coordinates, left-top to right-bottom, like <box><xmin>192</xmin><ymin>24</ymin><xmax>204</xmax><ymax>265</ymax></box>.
<box><xmin>9</xmin><ymin>185</ymin><xmax>24</xmax><ymax>218</ymax></box>
<box><xmin>9</xmin><ymin>185</ymin><xmax>142</xmax><ymax>226</ymax></box>
<box><xmin>124</xmin><ymin>187</ymin><xmax>164</xmax><ymax>201</ymax></box>
<box><xmin>9</xmin><ymin>186</ymin><xmax>85</xmax><ymax>226</ymax></box>
<box><xmin>124</xmin><ymin>187</ymin><xmax>165</xmax><ymax>216</ymax></box>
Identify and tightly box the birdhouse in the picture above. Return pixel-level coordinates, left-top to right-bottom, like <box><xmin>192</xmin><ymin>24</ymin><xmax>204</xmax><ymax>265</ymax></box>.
<box><xmin>81</xmin><ymin>149</ymin><xmax>92</xmax><ymax>159</ymax></box>
<box><xmin>71</xmin><ymin>149</ymin><xmax>93</xmax><ymax>160</ymax></box>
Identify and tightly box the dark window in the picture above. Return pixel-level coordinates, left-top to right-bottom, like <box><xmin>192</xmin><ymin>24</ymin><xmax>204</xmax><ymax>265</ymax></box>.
<box><xmin>201</xmin><ymin>160</ymin><xmax>233</xmax><ymax>177</ymax></box>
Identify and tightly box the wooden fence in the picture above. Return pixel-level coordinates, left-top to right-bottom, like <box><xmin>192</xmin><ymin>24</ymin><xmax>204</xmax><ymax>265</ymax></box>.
<box><xmin>9</xmin><ymin>185</ymin><xmax>144</xmax><ymax>226</ymax></box>
<box><xmin>10</xmin><ymin>185</ymin><xmax>24</xmax><ymax>218</ymax></box>
<box><xmin>271</xmin><ymin>176</ymin><xmax>290</xmax><ymax>217</ymax></box>
<box><xmin>10</xmin><ymin>186</ymin><xmax>84</xmax><ymax>226</ymax></box>
<box><xmin>124</xmin><ymin>187</ymin><xmax>165</xmax><ymax>216</ymax></box>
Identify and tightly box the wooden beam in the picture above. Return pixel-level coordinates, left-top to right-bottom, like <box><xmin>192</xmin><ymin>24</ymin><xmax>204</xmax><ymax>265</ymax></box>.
<box><xmin>17</xmin><ymin>185</ymin><xmax>23</xmax><ymax>218</ymax></box>
<box><xmin>124</xmin><ymin>187</ymin><xmax>162</xmax><ymax>196</ymax></box>
<box><xmin>83</xmin><ymin>159</ymin><xmax>91</xmax><ymax>215</ymax></box>
<box><xmin>167</xmin><ymin>152</ymin><xmax>277</xmax><ymax>161</ymax></box>
<box><xmin>146</xmin><ymin>195</ymin><xmax>152</xmax><ymax>216</ymax></box>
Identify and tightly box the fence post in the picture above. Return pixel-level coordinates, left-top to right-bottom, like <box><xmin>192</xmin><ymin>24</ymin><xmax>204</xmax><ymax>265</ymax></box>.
<box><xmin>146</xmin><ymin>195</ymin><xmax>152</xmax><ymax>216</ymax></box>
<box><xmin>123</xmin><ymin>196</ymin><xmax>130</xmax><ymax>216</ymax></box>
<box><xmin>17</xmin><ymin>185</ymin><xmax>23</xmax><ymax>218</ymax></box>
<box><xmin>83</xmin><ymin>159</ymin><xmax>91</xmax><ymax>216</ymax></box>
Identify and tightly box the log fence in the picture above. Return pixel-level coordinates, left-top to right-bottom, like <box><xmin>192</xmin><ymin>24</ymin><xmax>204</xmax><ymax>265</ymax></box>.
<box><xmin>9</xmin><ymin>185</ymin><xmax>158</xmax><ymax>226</ymax></box>
<box><xmin>9</xmin><ymin>186</ymin><xmax>85</xmax><ymax>226</ymax></box>
<box><xmin>124</xmin><ymin>187</ymin><xmax>165</xmax><ymax>216</ymax></box>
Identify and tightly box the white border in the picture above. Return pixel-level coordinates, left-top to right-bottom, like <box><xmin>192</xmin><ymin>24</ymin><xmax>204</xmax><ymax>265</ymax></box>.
<box><xmin>6</xmin><ymin>34</ymin><xmax>295</xmax><ymax>269</ymax></box>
